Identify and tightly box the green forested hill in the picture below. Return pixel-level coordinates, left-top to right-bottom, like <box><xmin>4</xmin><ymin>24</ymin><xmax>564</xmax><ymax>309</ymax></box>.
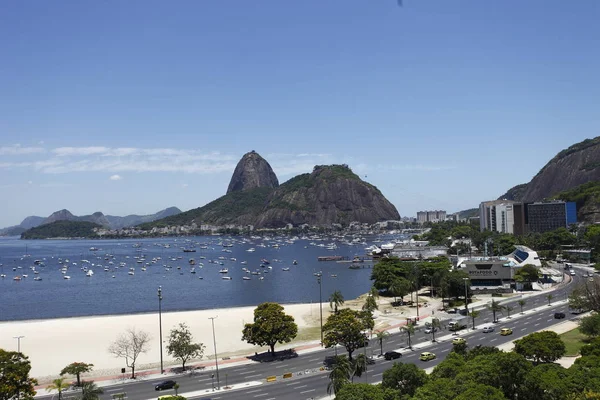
<box><xmin>21</xmin><ymin>220</ymin><xmax>101</xmax><ymax>239</ymax></box>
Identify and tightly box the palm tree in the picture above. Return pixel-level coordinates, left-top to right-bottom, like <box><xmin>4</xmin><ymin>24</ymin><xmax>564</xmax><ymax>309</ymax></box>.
<box><xmin>173</xmin><ymin>383</ymin><xmax>180</xmax><ymax>396</ymax></box>
<box><xmin>487</xmin><ymin>300</ymin><xmax>505</xmax><ymax>323</ymax></box>
<box><xmin>430</xmin><ymin>318</ymin><xmax>441</xmax><ymax>342</ymax></box>
<box><xmin>547</xmin><ymin>294</ymin><xmax>554</xmax><ymax>306</ymax></box>
<box><xmin>369</xmin><ymin>286</ymin><xmax>379</xmax><ymax>309</ymax></box>
<box><xmin>506</xmin><ymin>305</ymin><xmax>514</xmax><ymax>319</ymax></box>
<box><xmin>401</xmin><ymin>323</ymin><xmax>416</xmax><ymax>349</ymax></box>
<box><xmin>352</xmin><ymin>353</ymin><xmax>368</xmax><ymax>383</ymax></box>
<box><xmin>388</xmin><ymin>279</ymin><xmax>404</xmax><ymax>304</ymax></box>
<box><xmin>468</xmin><ymin>310</ymin><xmax>480</xmax><ymax>330</ymax></box>
<box><xmin>518</xmin><ymin>299</ymin><xmax>526</xmax><ymax>314</ymax></box>
<box><xmin>329</xmin><ymin>290</ymin><xmax>345</xmax><ymax>314</ymax></box>
<box><xmin>79</xmin><ymin>381</ymin><xmax>104</xmax><ymax>400</ymax></box>
<box><xmin>46</xmin><ymin>378</ymin><xmax>71</xmax><ymax>400</ymax></box>
<box><xmin>362</xmin><ymin>295</ymin><xmax>378</xmax><ymax>313</ymax></box>
<box><xmin>327</xmin><ymin>355</ymin><xmax>351</xmax><ymax>395</ymax></box>
<box><xmin>376</xmin><ymin>331</ymin><xmax>389</xmax><ymax>356</ymax></box>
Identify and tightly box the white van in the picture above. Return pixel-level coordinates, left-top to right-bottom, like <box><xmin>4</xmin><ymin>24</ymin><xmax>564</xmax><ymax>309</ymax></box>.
<box><xmin>482</xmin><ymin>325</ymin><xmax>494</xmax><ymax>333</ymax></box>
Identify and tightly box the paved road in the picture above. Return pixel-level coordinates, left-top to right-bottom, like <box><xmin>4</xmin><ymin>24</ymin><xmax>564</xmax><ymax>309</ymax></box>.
<box><xmin>40</xmin><ymin>264</ymin><xmax>586</xmax><ymax>400</ymax></box>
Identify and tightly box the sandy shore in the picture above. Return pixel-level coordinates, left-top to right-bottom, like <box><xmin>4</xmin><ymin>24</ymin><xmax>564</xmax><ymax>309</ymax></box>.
<box><xmin>0</xmin><ymin>294</ymin><xmax>433</xmax><ymax>383</ymax></box>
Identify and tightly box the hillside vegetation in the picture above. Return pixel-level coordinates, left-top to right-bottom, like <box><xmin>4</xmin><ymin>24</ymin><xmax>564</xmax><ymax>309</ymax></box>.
<box><xmin>21</xmin><ymin>221</ymin><xmax>101</xmax><ymax>239</ymax></box>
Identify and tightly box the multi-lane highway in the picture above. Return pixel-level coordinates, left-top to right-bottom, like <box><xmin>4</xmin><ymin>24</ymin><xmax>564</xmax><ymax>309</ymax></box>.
<box><xmin>39</xmin><ymin>263</ymin><xmax>587</xmax><ymax>400</ymax></box>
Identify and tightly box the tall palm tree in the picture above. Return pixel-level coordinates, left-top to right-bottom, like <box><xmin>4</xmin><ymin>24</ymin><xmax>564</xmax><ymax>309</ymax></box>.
<box><xmin>388</xmin><ymin>279</ymin><xmax>404</xmax><ymax>304</ymax></box>
<box><xmin>362</xmin><ymin>295</ymin><xmax>378</xmax><ymax>313</ymax></box>
<box><xmin>352</xmin><ymin>353</ymin><xmax>368</xmax><ymax>383</ymax></box>
<box><xmin>329</xmin><ymin>290</ymin><xmax>345</xmax><ymax>314</ymax></box>
<box><xmin>487</xmin><ymin>300</ymin><xmax>505</xmax><ymax>323</ymax></box>
<box><xmin>430</xmin><ymin>318</ymin><xmax>441</xmax><ymax>342</ymax></box>
<box><xmin>327</xmin><ymin>355</ymin><xmax>351</xmax><ymax>395</ymax></box>
<box><xmin>79</xmin><ymin>381</ymin><xmax>104</xmax><ymax>400</ymax></box>
<box><xmin>468</xmin><ymin>310</ymin><xmax>480</xmax><ymax>330</ymax></box>
<box><xmin>547</xmin><ymin>294</ymin><xmax>554</xmax><ymax>306</ymax></box>
<box><xmin>506</xmin><ymin>305</ymin><xmax>514</xmax><ymax>319</ymax></box>
<box><xmin>46</xmin><ymin>378</ymin><xmax>70</xmax><ymax>400</ymax></box>
<box><xmin>376</xmin><ymin>331</ymin><xmax>389</xmax><ymax>356</ymax></box>
<box><xmin>401</xmin><ymin>324</ymin><xmax>416</xmax><ymax>349</ymax></box>
<box><xmin>518</xmin><ymin>299</ymin><xmax>526</xmax><ymax>314</ymax></box>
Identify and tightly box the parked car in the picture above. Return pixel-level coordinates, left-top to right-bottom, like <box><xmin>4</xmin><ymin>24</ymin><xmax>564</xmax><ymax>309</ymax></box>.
<box><xmin>482</xmin><ymin>326</ymin><xmax>495</xmax><ymax>333</ymax></box>
<box><xmin>452</xmin><ymin>338</ymin><xmax>466</xmax><ymax>345</ymax></box>
<box><xmin>419</xmin><ymin>352</ymin><xmax>436</xmax><ymax>361</ymax></box>
<box><xmin>155</xmin><ymin>380</ymin><xmax>176</xmax><ymax>391</ymax></box>
<box><xmin>554</xmin><ymin>312</ymin><xmax>566</xmax><ymax>319</ymax></box>
<box><xmin>500</xmin><ymin>328</ymin><xmax>513</xmax><ymax>336</ymax></box>
<box><xmin>384</xmin><ymin>351</ymin><xmax>402</xmax><ymax>360</ymax></box>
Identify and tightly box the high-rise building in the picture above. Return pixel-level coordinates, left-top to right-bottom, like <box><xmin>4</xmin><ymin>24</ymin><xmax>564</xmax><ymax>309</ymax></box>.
<box><xmin>480</xmin><ymin>200</ymin><xmax>577</xmax><ymax>234</ymax></box>
<box><xmin>479</xmin><ymin>200</ymin><xmax>517</xmax><ymax>233</ymax></box>
<box><xmin>417</xmin><ymin>210</ymin><xmax>446</xmax><ymax>223</ymax></box>
<box><xmin>527</xmin><ymin>201</ymin><xmax>578</xmax><ymax>233</ymax></box>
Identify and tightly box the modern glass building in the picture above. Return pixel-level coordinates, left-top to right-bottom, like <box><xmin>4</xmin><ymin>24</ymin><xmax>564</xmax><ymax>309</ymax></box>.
<box><xmin>527</xmin><ymin>201</ymin><xmax>577</xmax><ymax>233</ymax></box>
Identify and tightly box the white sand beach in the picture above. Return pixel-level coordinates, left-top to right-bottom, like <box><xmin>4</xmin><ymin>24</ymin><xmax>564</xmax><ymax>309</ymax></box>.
<box><xmin>0</xmin><ymin>294</ymin><xmax>429</xmax><ymax>383</ymax></box>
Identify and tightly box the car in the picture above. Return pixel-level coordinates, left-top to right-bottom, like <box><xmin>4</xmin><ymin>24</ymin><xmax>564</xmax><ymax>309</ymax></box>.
<box><xmin>155</xmin><ymin>380</ymin><xmax>177</xmax><ymax>391</ymax></box>
<box><xmin>458</xmin><ymin>308</ymin><xmax>469</xmax><ymax>316</ymax></box>
<box><xmin>570</xmin><ymin>271</ymin><xmax>576</xmax><ymax>276</ymax></box>
<box><xmin>452</xmin><ymin>338</ymin><xmax>466</xmax><ymax>345</ymax></box>
<box><xmin>424</xmin><ymin>327</ymin><xmax>438</xmax><ymax>334</ymax></box>
<box><xmin>554</xmin><ymin>312</ymin><xmax>566</xmax><ymax>319</ymax></box>
<box><xmin>419</xmin><ymin>352</ymin><xmax>436</xmax><ymax>361</ymax></box>
<box><xmin>482</xmin><ymin>326</ymin><xmax>495</xmax><ymax>333</ymax></box>
<box><xmin>500</xmin><ymin>328</ymin><xmax>513</xmax><ymax>336</ymax></box>
<box><xmin>384</xmin><ymin>351</ymin><xmax>402</xmax><ymax>360</ymax></box>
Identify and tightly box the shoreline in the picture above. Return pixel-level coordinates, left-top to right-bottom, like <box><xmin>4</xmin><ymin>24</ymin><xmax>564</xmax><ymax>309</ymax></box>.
<box><xmin>1</xmin><ymin>293</ymin><xmax>435</xmax><ymax>383</ymax></box>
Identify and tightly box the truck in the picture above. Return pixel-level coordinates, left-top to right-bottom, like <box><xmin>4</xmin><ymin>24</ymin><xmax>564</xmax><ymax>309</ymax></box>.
<box><xmin>448</xmin><ymin>317</ymin><xmax>468</xmax><ymax>332</ymax></box>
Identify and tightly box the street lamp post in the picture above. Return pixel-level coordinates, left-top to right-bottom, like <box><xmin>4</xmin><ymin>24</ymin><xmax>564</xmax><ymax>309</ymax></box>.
<box><xmin>13</xmin><ymin>336</ymin><xmax>24</xmax><ymax>353</ymax></box>
<box><xmin>158</xmin><ymin>286</ymin><xmax>164</xmax><ymax>374</ymax></box>
<box><xmin>209</xmin><ymin>316</ymin><xmax>220</xmax><ymax>390</ymax></box>
<box><xmin>317</xmin><ymin>273</ymin><xmax>323</xmax><ymax>346</ymax></box>
<box><xmin>463</xmin><ymin>278</ymin><xmax>469</xmax><ymax>314</ymax></box>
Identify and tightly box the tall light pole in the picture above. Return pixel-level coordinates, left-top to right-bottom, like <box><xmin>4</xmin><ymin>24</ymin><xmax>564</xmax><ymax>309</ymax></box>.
<box><xmin>209</xmin><ymin>316</ymin><xmax>220</xmax><ymax>390</ymax></box>
<box><xmin>158</xmin><ymin>286</ymin><xmax>164</xmax><ymax>374</ymax></box>
<box><xmin>13</xmin><ymin>336</ymin><xmax>24</xmax><ymax>353</ymax></box>
<box><xmin>317</xmin><ymin>273</ymin><xmax>323</xmax><ymax>346</ymax></box>
<box><xmin>463</xmin><ymin>278</ymin><xmax>469</xmax><ymax>314</ymax></box>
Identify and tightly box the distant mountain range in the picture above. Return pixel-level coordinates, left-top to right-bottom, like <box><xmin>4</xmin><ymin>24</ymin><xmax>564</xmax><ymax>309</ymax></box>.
<box><xmin>0</xmin><ymin>207</ymin><xmax>181</xmax><ymax>236</ymax></box>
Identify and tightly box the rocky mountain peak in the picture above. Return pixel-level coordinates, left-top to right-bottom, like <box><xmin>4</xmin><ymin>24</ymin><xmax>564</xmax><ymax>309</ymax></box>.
<box><xmin>226</xmin><ymin>150</ymin><xmax>279</xmax><ymax>194</ymax></box>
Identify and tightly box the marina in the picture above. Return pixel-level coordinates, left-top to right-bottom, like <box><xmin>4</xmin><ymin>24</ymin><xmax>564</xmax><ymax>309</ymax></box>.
<box><xmin>0</xmin><ymin>234</ymin><xmax>403</xmax><ymax>321</ymax></box>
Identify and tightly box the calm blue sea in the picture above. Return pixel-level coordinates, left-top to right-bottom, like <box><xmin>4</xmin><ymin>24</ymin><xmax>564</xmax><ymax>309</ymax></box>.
<box><xmin>0</xmin><ymin>235</ymin><xmax>399</xmax><ymax>321</ymax></box>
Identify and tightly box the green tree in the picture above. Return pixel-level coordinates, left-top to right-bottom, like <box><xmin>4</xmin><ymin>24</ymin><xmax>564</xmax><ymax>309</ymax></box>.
<box><xmin>166</xmin><ymin>323</ymin><xmax>206</xmax><ymax>371</ymax></box>
<box><xmin>323</xmin><ymin>309</ymin><xmax>369</xmax><ymax>360</ymax></box>
<box><xmin>514</xmin><ymin>264</ymin><xmax>540</xmax><ymax>283</ymax></box>
<box><xmin>363</xmin><ymin>294</ymin><xmax>378</xmax><ymax>313</ymax></box>
<box><xmin>241</xmin><ymin>302</ymin><xmax>298</xmax><ymax>354</ymax></box>
<box><xmin>45</xmin><ymin>378</ymin><xmax>70</xmax><ymax>400</ymax></box>
<box><xmin>455</xmin><ymin>382</ymin><xmax>507</xmax><ymax>400</ymax></box>
<box><xmin>389</xmin><ymin>278</ymin><xmax>411</xmax><ymax>304</ymax></box>
<box><xmin>0</xmin><ymin>350</ymin><xmax>38</xmax><ymax>400</ymax></box>
<box><xmin>518</xmin><ymin>363</ymin><xmax>573</xmax><ymax>400</ymax></box>
<box><xmin>381</xmin><ymin>362</ymin><xmax>428</xmax><ymax>397</ymax></box>
<box><xmin>352</xmin><ymin>353</ymin><xmax>368</xmax><ymax>382</ymax></box>
<box><xmin>487</xmin><ymin>300</ymin><xmax>505</xmax><ymax>323</ymax></box>
<box><xmin>334</xmin><ymin>383</ymin><xmax>391</xmax><ymax>400</ymax></box>
<box><xmin>412</xmin><ymin>378</ymin><xmax>460</xmax><ymax>400</ymax></box>
<box><xmin>79</xmin><ymin>381</ymin><xmax>104</xmax><ymax>400</ymax></box>
<box><xmin>441</xmin><ymin>270</ymin><xmax>471</xmax><ymax>301</ymax></box>
<box><xmin>401</xmin><ymin>324</ymin><xmax>416</xmax><ymax>349</ymax></box>
<box><xmin>547</xmin><ymin>294</ymin><xmax>554</xmax><ymax>306</ymax></box>
<box><xmin>376</xmin><ymin>331</ymin><xmax>389</xmax><ymax>356</ymax></box>
<box><xmin>505</xmin><ymin>305</ymin><xmax>514</xmax><ymax>319</ymax></box>
<box><xmin>580</xmin><ymin>313</ymin><xmax>600</xmax><ymax>338</ymax></box>
<box><xmin>514</xmin><ymin>331</ymin><xmax>566</xmax><ymax>364</ymax></box>
<box><xmin>329</xmin><ymin>290</ymin><xmax>345</xmax><ymax>314</ymax></box>
<box><xmin>107</xmin><ymin>328</ymin><xmax>151</xmax><ymax>379</ymax></box>
<box><xmin>327</xmin><ymin>355</ymin><xmax>351</xmax><ymax>395</ymax></box>
<box><xmin>452</xmin><ymin>341</ymin><xmax>468</xmax><ymax>355</ymax></box>
<box><xmin>518</xmin><ymin>299</ymin><xmax>526</xmax><ymax>314</ymax></box>
<box><xmin>60</xmin><ymin>362</ymin><xmax>94</xmax><ymax>388</ymax></box>
<box><xmin>430</xmin><ymin>352</ymin><xmax>466</xmax><ymax>380</ymax></box>
<box><xmin>468</xmin><ymin>310</ymin><xmax>480</xmax><ymax>330</ymax></box>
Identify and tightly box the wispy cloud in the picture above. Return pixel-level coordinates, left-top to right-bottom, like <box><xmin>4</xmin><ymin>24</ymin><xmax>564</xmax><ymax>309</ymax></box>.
<box><xmin>109</xmin><ymin>174</ymin><xmax>123</xmax><ymax>181</ymax></box>
<box><xmin>0</xmin><ymin>145</ymin><xmax>46</xmax><ymax>155</ymax></box>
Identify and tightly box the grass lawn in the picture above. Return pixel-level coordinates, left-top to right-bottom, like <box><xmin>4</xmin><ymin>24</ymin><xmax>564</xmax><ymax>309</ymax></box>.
<box><xmin>560</xmin><ymin>328</ymin><xmax>589</xmax><ymax>356</ymax></box>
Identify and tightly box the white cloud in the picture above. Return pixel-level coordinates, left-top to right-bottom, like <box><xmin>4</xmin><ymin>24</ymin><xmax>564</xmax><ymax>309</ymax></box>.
<box><xmin>109</xmin><ymin>174</ymin><xmax>123</xmax><ymax>181</ymax></box>
<box><xmin>0</xmin><ymin>145</ymin><xmax>45</xmax><ymax>155</ymax></box>
<box><xmin>181</xmin><ymin>183</ymin><xmax>189</xmax><ymax>188</ymax></box>
<box><xmin>53</xmin><ymin>146</ymin><xmax>110</xmax><ymax>156</ymax></box>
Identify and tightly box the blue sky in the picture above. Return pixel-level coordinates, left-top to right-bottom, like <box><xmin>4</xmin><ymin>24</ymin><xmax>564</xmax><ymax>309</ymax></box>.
<box><xmin>1</xmin><ymin>0</ymin><xmax>599</xmax><ymax>227</ymax></box>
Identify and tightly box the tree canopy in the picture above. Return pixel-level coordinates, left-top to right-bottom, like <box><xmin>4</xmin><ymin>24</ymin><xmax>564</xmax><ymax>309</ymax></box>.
<box><xmin>323</xmin><ymin>308</ymin><xmax>369</xmax><ymax>360</ymax></box>
<box><xmin>0</xmin><ymin>350</ymin><xmax>38</xmax><ymax>400</ymax></box>
<box><xmin>514</xmin><ymin>331</ymin><xmax>566</xmax><ymax>364</ymax></box>
<box><xmin>60</xmin><ymin>362</ymin><xmax>94</xmax><ymax>387</ymax></box>
<box><xmin>241</xmin><ymin>302</ymin><xmax>298</xmax><ymax>354</ymax></box>
<box><xmin>166</xmin><ymin>323</ymin><xmax>206</xmax><ymax>370</ymax></box>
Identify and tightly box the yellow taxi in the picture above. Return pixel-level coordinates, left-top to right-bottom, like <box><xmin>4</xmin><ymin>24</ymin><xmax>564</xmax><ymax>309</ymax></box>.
<box><xmin>452</xmin><ymin>337</ymin><xmax>466</xmax><ymax>345</ymax></box>
<box><xmin>419</xmin><ymin>352</ymin><xmax>436</xmax><ymax>361</ymax></box>
<box><xmin>500</xmin><ymin>328</ymin><xmax>513</xmax><ymax>336</ymax></box>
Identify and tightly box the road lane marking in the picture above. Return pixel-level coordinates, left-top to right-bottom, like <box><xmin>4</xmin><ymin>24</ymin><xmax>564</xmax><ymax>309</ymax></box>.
<box><xmin>534</xmin><ymin>323</ymin><xmax>540</xmax><ymax>327</ymax></box>
<box><xmin>373</xmin><ymin>372</ymin><xmax>383</xmax><ymax>377</ymax></box>
<box><xmin>247</xmin><ymin>389</ymin><xmax>262</xmax><ymax>393</ymax></box>
<box><xmin>300</xmin><ymin>389</ymin><xmax>316</xmax><ymax>394</ymax></box>
<box><xmin>287</xmin><ymin>381</ymin><xmax>305</xmax><ymax>386</ymax></box>
<box><xmin>239</xmin><ymin>371</ymin><xmax>256</xmax><ymax>375</ymax></box>
<box><xmin>106</xmin><ymin>389</ymin><xmax>124</xmax><ymax>393</ymax></box>
<box><xmin>308</xmin><ymin>358</ymin><xmax>320</xmax><ymax>362</ymax></box>
<box><xmin>246</xmin><ymin>374</ymin><xmax>261</xmax><ymax>378</ymax></box>
<box><xmin>295</xmin><ymin>385</ymin><xmax>308</xmax><ymax>389</ymax></box>
<box><xmin>253</xmin><ymin>394</ymin><xmax>269</xmax><ymax>397</ymax></box>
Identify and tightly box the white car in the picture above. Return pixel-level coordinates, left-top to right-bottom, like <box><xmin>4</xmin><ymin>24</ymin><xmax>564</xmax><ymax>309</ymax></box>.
<box><xmin>482</xmin><ymin>326</ymin><xmax>495</xmax><ymax>333</ymax></box>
